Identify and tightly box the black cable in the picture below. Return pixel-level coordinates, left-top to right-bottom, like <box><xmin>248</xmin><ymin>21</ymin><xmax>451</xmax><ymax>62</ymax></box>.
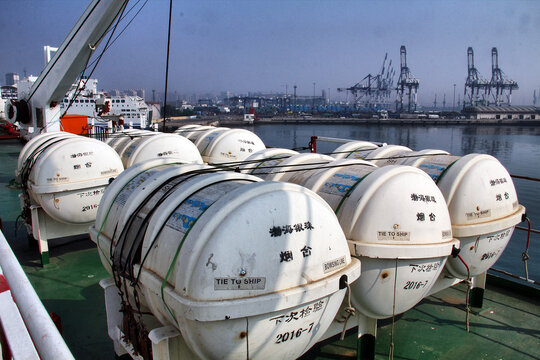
<box><xmin>58</xmin><ymin>0</ymin><xmax>147</xmax><ymax>123</ymax></box>
<box><xmin>290</xmin><ymin>146</ymin><xmax>311</xmax><ymax>151</ymax></box>
<box><xmin>134</xmin><ymin>178</ymin><xmax>258</xmax><ymax>287</ymax></box>
<box><xmin>27</xmin><ymin>0</ymin><xmax>101</xmax><ymax>103</ymax></box>
<box><xmin>95</xmin><ymin>0</ymin><xmax>143</xmax><ymax>48</ymax></box>
<box><xmin>162</xmin><ymin>0</ymin><xmax>173</xmax><ymax>131</ymax></box>
<box><xmin>203</xmin><ymin>151</ymin><xmax>450</xmax><ymax>171</ymax></box>
<box><xmin>242</xmin><ymin>160</ymin><xmax>375</xmax><ymax>177</ymax></box>
<box><xmin>111</xmin><ymin>166</ymin><xmax>233</xmax><ymax>283</ymax></box>
<box><xmin>113</xmin><ymin>171</ymin><xmax>201</xmax><ymax>282</ymax></box>
<box><xmin>510</xmin><ymin>174</ymin><xmax>540</xmax><ymax>182</ymax></box>
<box><xmin>20</xmin><ymin>137</ymin><xmax>73</xmax><ymax>187</ymax></box>
<box><xmin>325</xmin><ymin>149</ymin><xmax>448</xmax><ymax>158</ymax></box>
<box><xmin>85</xmin><ymin>0</ymin><xmax>149</xmax><ymax>70</ymax></box>
<box><xmin>59</xmin><ymin>2</ymin><xmax>128</xmax><ymax>120</ymax></box>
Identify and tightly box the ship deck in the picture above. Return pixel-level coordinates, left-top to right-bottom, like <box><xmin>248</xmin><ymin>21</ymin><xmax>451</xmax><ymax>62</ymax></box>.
<box><xmin>1</xmin><ymin>138</ymin><xmax>539</xmax><ymax>360</ymax></box>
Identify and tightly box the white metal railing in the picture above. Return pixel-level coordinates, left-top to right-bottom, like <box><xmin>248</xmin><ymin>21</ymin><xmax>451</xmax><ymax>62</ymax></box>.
<box><xmin>312</xmin><ymin>135</ymin><xmax>387</xmax><ymax>146</ymax></box>
<box><xmin>0</xmin><ymin>267</ymin><xmax>39</xmax><ymax>359</ymax></box>
<box><xmin>0</xmin><ymin>230</ymin><xmax>74</xmax><ymax>360</ymax></box>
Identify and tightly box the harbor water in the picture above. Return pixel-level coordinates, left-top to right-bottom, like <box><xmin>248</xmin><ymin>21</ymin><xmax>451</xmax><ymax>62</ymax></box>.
<box><xmin>241</xmin><ymin>123</ymin><xmax>540</xmax><ymax>283</ymax></box>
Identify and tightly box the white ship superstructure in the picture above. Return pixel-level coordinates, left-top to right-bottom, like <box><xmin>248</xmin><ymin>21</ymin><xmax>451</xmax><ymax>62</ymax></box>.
<box><xmin>0</xmin><ymin>85</ymin><xmax>18</xmax><ymax>120</ymax></box>
<box><xmin>60</xmin><ymin>78</ymin><xmax>149</xmax><ymax>128</ymax></box>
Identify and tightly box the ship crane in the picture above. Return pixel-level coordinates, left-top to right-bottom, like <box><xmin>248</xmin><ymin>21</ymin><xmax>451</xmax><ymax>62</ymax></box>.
<box><xmin>5</xmin><ymin>0</ymin><xmax>130</xmax><ymax>139</ymax></box>
<box><xmin>396</xmin><ymin>45</ymin><xmax>419</xmax><ymax>113</ymax></box>
<box><xmin>337</xmin><ymin>53</ymin><xmax>395</xmax><ymax>110</ymax></box>
<box><xmin>489</xmin><ymin>47</ymin><xmax>518</xmax><ymax>106</ymax></box>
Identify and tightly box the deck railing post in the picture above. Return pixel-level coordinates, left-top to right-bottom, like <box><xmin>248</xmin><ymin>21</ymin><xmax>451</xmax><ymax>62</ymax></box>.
<box><xmin>357</xmin><ymin>313</ymin><xmax>377</xmax><ymax>360</ymax></box>
<box><xmin>310</xmin><ymin>136</ymin><xmax>317</xmax><ymax>153</ymax></box>
<box><xmin>470</xmin><ymin>271</ymin><xmax>487</xmax><ymax>308</ymax></box>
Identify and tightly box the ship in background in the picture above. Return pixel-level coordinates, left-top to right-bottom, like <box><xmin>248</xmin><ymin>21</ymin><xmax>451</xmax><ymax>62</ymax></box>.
<box><xmin>2</xmin><ymin>44</ymin><xmax>159</xmax><ymax>134</ymax></box>
<box><xmin>4</xmin><ymin>72</ymin><xmax>152</xmax><ymax>130</ymax></box>
<box><xmin>59</xmin><ymin>76</ymin><xmax>150</xmax><ymax>129</ymax></box>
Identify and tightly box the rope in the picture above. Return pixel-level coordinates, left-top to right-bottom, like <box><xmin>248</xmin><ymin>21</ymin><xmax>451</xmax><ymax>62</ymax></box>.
<box><xmin>339</xmin><ymin>280</ymin><xmax>356</xmax><ymax>341</ymax></box>
<box><xmin>522</xmin><ymin>217</ymin><xmax>531</xmax><ymax>281</ymax></box>
<box><xmin>14</xmin><ymin>215</ymin><xmax>23</xmax><ymax>236</ymax></box>
<box><xmin>245</xmin><ymin>317</ymin><xmax>250</xmax><ymax>360</ymax></box>
<box><xmin>455</xmin><ymin>251</ymin><xmax>471</xmax><ymax>333</ymax></box>
<box><xmin>162</xmin><ymin>0</ymin><xmax>173</xmax><ymax>131</ymax></box>
<box><xmin>389</xmin><ymin>258</ymin><xmax>398</xmax><ymax>360</ymax></box>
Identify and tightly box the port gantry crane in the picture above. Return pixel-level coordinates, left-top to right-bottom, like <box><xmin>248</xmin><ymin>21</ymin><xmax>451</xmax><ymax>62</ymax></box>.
<box><xmin>489</xmin><ymin>47</ymin><xmax>518</xmax><ymax>106</ymax></box>
<box><xmin>396</xmin><ymin>45</ymin><xmax>419</xmax><ymax>113</ymax></box>
<box><xmin>337</xmin><ymin>53</ymin><xmax>395</xmax><ymax>110</ymax></box>
<box><xmin>464</xmin><ymin>47</ymin><xmax>490</xmax><ymax>107</ymax></box>
<box><xmin>464</xmin><ymin>47</ymin><xmax>518</xmax><ymax>107</ymax></box>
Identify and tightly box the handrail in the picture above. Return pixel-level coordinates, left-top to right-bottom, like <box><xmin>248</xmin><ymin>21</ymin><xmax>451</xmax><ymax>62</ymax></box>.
<box><xmin>516</xmin><ymin>225</ymin><xmax>540</xmax><ymax>234</ymax></box>
<box><xmin>0</xmin><ymin>230</ymin><xmax>74</xmax><ymax>360</ymax></box>
<box><xmin>311</xmin><ymin>135</ymin><xmax>387</xmax><ymax>146</ymax></box>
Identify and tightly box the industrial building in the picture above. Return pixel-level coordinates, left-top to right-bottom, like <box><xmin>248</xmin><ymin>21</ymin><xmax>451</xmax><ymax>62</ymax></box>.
<box><xmin>462</xmin><ymin>106</ymin><xmax>537</xmax><ymax>120</ymax></box>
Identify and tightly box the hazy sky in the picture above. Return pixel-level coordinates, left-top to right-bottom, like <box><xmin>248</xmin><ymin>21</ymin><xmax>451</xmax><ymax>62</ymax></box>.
<box><xmin>1</xmin><ymin>0</ymin><xmax>539</xmax><ymax>106</ymax></box>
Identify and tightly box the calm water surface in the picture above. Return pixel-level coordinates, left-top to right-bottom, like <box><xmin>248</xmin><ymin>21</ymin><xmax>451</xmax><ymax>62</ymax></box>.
<box><xmin>244</xmin><ymin>123</ymin><xmax>540</xmax><ymax>283</ymax></box>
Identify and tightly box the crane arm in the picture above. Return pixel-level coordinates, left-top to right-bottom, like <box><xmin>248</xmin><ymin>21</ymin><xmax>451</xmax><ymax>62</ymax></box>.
<box><xmin>7</xmin><ymin>0</ymin><xmax>129</xmax><ymax>138</ymax></box>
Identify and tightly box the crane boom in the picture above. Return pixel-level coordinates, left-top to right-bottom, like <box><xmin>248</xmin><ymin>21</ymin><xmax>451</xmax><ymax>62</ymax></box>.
<box><xmin>6</xmin><ymin>0</ymin><xmax>129</xmax><ymax>139</ymax></box>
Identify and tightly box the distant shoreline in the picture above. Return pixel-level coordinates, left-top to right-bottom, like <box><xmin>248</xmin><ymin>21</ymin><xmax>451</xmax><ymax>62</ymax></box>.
<box><xmin>164</xmin><ymin>116</ymin><xmax>540</xmax><ymax>129</ymax></box>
